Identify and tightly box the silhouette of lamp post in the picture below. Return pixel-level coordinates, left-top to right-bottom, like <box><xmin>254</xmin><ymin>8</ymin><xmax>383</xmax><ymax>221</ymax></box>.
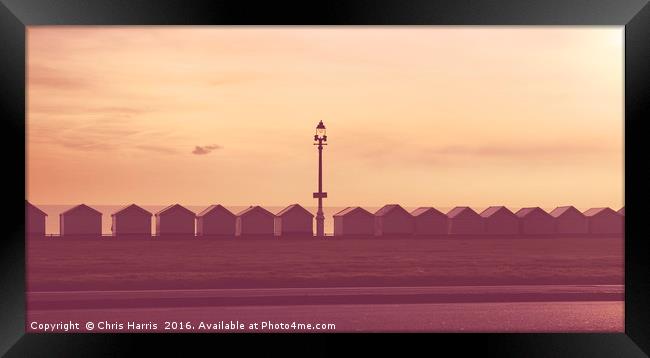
<box><xmin>313</xmin><ymin>120</ymin><xmax>328</xmax><ymax>237</ymax></box>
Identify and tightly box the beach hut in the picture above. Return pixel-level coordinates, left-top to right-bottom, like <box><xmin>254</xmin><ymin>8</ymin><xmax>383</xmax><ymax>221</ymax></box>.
<box><xmin>549</xmin><ymin>206</ymin><xmax>588</xmax><ymax>234</ymax></box>
<box><xmin>515</xmin><ymin>207</ymin><xmax>555</xmax><ymax>235</ymax></box>
<box><xmin>447</xmin><ymin>206</ymin><xmax>483</xmax><ymax>235</ymax></box>
<box><xmin>480</xmin><ymin>206</ymin><xmax>519</xmax><ymax>235</ymax></box>
<box><xmin>111</xmin><ymin>204</ymin><xmax>152</xmax><ymax>238</ymax></box>
<box><xmin>196</xmin><ymin>204</ymin><xmax>236</xmax><ymax>237</ymax></box>
<box><xmin>155</xmin><ymin>204</ymin><xmax>195</xmax><ymax>238</ymax></box>
<box><xmin>274</xmin><ymin>204</ymin><xmax>314</xmax><ymax>237</ymax></box>
<box><xmin>60</xmin><ymin>204</ymin><xmax>102</xmax><ymax>237</ymax></box>
<box><xmin>236</xmin><ymin>206</ymin><xmax>275</xmax><ymax>237</ymax></box>
<box><xmin>584</xmin><ymin>207</ymin><xmax>623</xmax><ymax>234</ymax></box>
<box><xmin>411</xmin><ymin>207</ymin><xmax>448</xmax><ymax>236</ymax></box>
<box><xmin>333</xmin><ymin>207</ymin><xmax>374</xmax><ymax>237</ymax></box>
<box><xmin>618</xmin><ymin>206</ymin><xmax>625</xmax><ymax>233</ymax></box>
<box><xmin>26</xmin><ymin>201</ymin><xmax>47</xmax><ymax>237</ymax></box>
<box><xmin>374</xmin><ymin>204</ymin><xmax>414</xmax><ymax>236</ymax></box>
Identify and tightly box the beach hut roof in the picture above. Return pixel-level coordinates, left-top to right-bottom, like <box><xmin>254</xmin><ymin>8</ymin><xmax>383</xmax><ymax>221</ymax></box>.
<box><xmin>26</xmin><ymin>201</ymin><xmax>48</xmax><ymax>216</ymax></box>
<box><xmin>480</xmin><ymin>206</ymin><xmax>515</xmax><ymax>218</ymax></box>
<box><xmin>236</xmin><ymin>205</ymin><xmax>275</xmax><ymax>217</ymax></box>
<box><xmin>196</xmin><ymin>204</ymin><xmax>235</xmax><ymax>218</ymax></box>
<box><xmin>515</xmin><ymin>207</ymin><xmax>551</xmax><ymax>218</ymax></box>
<box><xmin>111</xmin><ymin>204</ymin><xmax>152</xmax><ymax>217</ymax></box>
<box><xmin>549</xmin><ymin>206</ymin><xmax>583</xmax><ymax>218</ymax></box>
<box><xmin>60</xmin><ymin>203</ymin><xmax>102</xmax><ymax>216</ymax></box>
<box><xmin>155</xmin><ymin>204</ymin><xmax>194</xmax><ymax>217</ymax></box>
<box><xmin>375</xmin><ymin>204</ymin><xmax>409</xmax><ymax>217</ymax></box>
<box><xmin>333</xmin><ymin>206</ymin><xmax>372</xmax><ymax>217</ymax></box>
<box><xmin>275</xmin><ymin>204</ymin><xmax>314</xmax><ymax>217</ymax></box>
<box><xmin>583</xmin><ymin>207</ymin><xmax>617</xmax><ymax>217</ymax></box>
<box><xmin>447</xmin><ymin>206</ymin><xmax>479</xmax><ymax>219</ymax></box>
<box><xmin>411</xmin><ymin>207</ymin><xmax>445</xmax><ymax>217</ymax></box>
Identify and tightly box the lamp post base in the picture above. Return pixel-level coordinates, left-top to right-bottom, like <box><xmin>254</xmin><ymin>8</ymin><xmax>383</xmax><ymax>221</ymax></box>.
<box><xmin>315</xmin><ymin>214</ymin><xmax>325</xmax><ymax>237</ymax></box>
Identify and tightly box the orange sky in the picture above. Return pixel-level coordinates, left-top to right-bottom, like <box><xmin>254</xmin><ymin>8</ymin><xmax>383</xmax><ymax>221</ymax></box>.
<box><xmin>26</xmin><ymin>27</ymin><xmax>624</xmax><ymax>208</ymax></box>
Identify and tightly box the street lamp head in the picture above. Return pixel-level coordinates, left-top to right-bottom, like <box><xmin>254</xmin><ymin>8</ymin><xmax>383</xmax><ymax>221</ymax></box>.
<box><xmin>315</xmin><ymin>120</ymin><xmax>327</xmax><ymax>141</ymax></box>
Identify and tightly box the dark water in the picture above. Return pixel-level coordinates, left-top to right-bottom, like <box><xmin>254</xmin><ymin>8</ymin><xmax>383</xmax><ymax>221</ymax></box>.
<box><xmin>26</xmin><ymin>285</ymin><xmax>624</xmax><ymax>332</ymax></box>
<box><xmin>27</xmin><ymin>300</ymin><xmax>623</xmax><ymax>333</ymax></box>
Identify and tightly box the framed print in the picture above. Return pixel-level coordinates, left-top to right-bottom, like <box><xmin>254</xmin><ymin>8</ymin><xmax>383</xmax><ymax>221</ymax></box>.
<box><xmin>1</xmin><ymin>0</ymin><xmax>649</xmax><ymax>356</ymax></box>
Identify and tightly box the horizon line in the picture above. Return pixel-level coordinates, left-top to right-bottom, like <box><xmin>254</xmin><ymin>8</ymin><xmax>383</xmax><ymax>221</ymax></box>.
<box><xmin>27</xmin><ymin>203</ymin><xmax>624</xmax><ymax>209</ymax></box>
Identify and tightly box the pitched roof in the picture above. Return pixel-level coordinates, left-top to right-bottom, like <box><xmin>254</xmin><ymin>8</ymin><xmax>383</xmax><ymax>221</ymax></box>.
<box><xmin>197</xmin><ymin>204</ymin><xmax>235</xmax><ymax>218</ymax></box>
<box><xmin>515</xmin><ymin>207</ymin><xmax>551</xmax><ymax>218</ymax></box>
<box><xmin>411</xmin><ymin>207</ymin><xmax>445</xmax><ymax>217</ymax></box>
<box><xmin>333</xmin><ymin>206</ymin><xmax>372</xmax><ymax>217</ymax></box>
<box><xmin>60</xmin><ymin>204</ymin><xmax>102</xmax><ymax>216</ymax></box>
<box><xmin>583</xmin><ymin>207</ymin><xmax>618</xmax><ymax>217</ymax></box>
<box><xmin>26</xmin><ymin>201</ymin><xmax>47</xmax><ymax>216</ymax></box>
<box><xmin>236</xmin><ymin>205</ymin><xmax>275</xmax><ymax>217</ymax></box>
<box><xmin>111</xmin><ymin>204</ymin><xmax>152</xmax><ymax>217</ymax></box>
<box><xmin>480</xmin><ymin>206</ymin><xmax>515</xmax><ymax>218</ymax></box>
<box><xmin>446</xmin><ymin>206</ymin><xmax>479</xmax><ymax>219</ymax></box>
<box><xmin>549</xmin><ymin>206</ymin><xmax>584</xmax><ymax>218</ymax></box>
<box><xmin>375</xmin><ymin>204</ymin><xmax>409</xmax><ymax>217</ymax></box>
<box><xmin>155</xmin><ymin>204</ymin><xmax>195</xmax><ymax>217</ymax></box>
<box><xmin>276</xmin><ymin>204</ymin><xmax>314</xmax><ymax>217</ymax></box>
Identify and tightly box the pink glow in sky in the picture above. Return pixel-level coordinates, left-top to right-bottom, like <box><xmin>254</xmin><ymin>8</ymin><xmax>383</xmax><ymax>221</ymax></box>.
<box><xmin>27</xmin><ymin>27</ymin><xmax>624</xmax><ymax>207</ymax></box>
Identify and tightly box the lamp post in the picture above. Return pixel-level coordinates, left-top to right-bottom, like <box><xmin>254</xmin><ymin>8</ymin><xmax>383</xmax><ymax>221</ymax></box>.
<box><xmin>313</xmin><ymin>121</ymin><xmax>327</xmax><ymax>237</ymax></box>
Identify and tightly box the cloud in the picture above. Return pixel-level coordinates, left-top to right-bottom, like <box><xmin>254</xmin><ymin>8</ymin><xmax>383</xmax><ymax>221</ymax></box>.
<box><xmin>192</xmin><ymin>144</ymin><xmax>222</xmax><ymax>155</ymax></box>
<box><xmin>93</xmin><ymin>106</ymin><xmax>150</xmax><ymax>116</ymax></box>
<box><xmin>29</xmin><ymin>104</ymin><xmax>150</xmax><ymax>119</ymax></box>
<box><xmin>342</xmin><ymin>135</ymin><xmax>617</xmax><ymax>169</ymax></box>
<box><xmin>136</xmin><ymin>145</ymin><xmax>179</xmax><ymax>155</ymax></box>
<box><xmin>58</xmin><ymin>137</ymin><xmax>115</xmax><ymax>151</ymax></box>
<box><xmin>207</xmin><ymin>73</ymin><xmax>261</xmax><ymax>86</ymax></box>
<box><xmin>426</xmin><ymin>142</ymin><xmax>610</xmax><ymax>158</ymax></box>
<box><xmin>28</xmin><ymin>65</ymin><xmax>91</xmax><ymax>91</ymax></box>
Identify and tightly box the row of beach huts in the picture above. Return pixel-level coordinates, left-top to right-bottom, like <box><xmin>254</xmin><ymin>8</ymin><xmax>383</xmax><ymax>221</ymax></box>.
<box><xmin>25</xmin><ymin>201</ymin><xmax>624</xmax><ymax>238</ymax></box>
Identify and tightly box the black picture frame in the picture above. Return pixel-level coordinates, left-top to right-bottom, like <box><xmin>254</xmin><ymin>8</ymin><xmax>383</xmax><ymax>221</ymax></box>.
<box><xmin>1</xmin><ymin>0</ymin><xmax>648</xmax><ymax>356</ymax></box>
